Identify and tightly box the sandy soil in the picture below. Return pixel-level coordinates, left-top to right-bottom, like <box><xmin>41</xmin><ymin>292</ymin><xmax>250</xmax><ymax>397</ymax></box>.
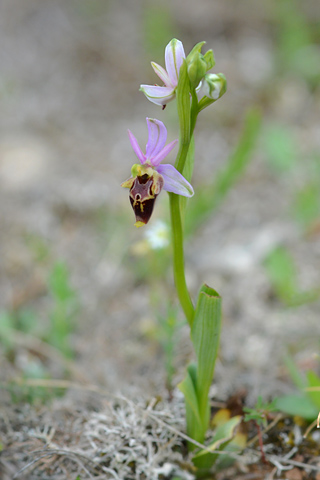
<box><xmin>1</xmin><ymin>1</ymin><xmax>320</xmax><ymax>478</ymax></box>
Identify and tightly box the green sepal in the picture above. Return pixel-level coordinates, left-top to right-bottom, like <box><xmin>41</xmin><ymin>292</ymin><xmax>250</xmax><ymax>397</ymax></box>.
<box><xmin>187</xmin><ymin>54</ymin><xmax>207</xmax><ymax>89</ymax></box>
<box><xmin>191</xmin><ymin>284</ymin><xmax>222</xmax><ymax>419</ymax></box>
<box><xmin>186</xmin><ymin>41</ymin><xmax>212</xmax><ymax>88</ymax></box>
<box><xmin>198</xmin><ymin>73</ymin><xmax>227</xmax><ymax>111</ymax></box>
<box><xmin>187</xmin><ymin>41</ymin><xmax>206</xmax><ymax>60</ymax></box>
<box><xmin>186</xmin><ymin>43</ymin><xmax>215</xmax><ymax>77</ymax></box>
<box><xmin>203</xmin><ymin>49</ymin><xmax>215</xmax><ymax>70</ymax></box>
<box><xmin>198</xmin><ymin>95</ymin><xmax>216</xmax><ymax>112</ymax></box>
<box><xmin>192</xmin><ymin>416</ymin><xmax>242</xmax><ymax>469</ymax></box>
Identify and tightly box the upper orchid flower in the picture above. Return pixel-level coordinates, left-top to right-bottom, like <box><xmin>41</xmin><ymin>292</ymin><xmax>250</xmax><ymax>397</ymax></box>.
<box><xmin>140</xmin><ymin>39</ymin><xmax>186</xmax><ymax>107</ymax></box>
<box><xmin>121</xmin><ymin>118</ymin><xmax>194</xmax><ymax>227</ymax></box>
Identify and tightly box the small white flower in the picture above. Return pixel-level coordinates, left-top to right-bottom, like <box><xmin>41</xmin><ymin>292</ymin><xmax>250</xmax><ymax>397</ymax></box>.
<box><xmin>145</xmin><ymin>220</ymin><xmax>170</xmax><ymax>249</ymax></box>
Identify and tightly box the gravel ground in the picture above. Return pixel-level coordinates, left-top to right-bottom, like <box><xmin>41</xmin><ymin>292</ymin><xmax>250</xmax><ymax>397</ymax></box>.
<box><xmin>1</xmin><ymin>1</ymin><xmax>320</xmax><ymax>478</ymax></box>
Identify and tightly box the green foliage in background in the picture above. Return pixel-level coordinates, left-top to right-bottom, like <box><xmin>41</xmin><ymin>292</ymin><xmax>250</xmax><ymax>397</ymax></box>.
<box><xmin>262</xmin><ymin>123</ymin><xmax>297</xmax><ymax>174</ymax></box>
<box><xmin>292</xmin><ymin>155</ymin><xmax>320</xmax><ymax>230</ymax></box>
<box><xmin>275</xmin><ymin>0</ymin><xmax>320</xmax><ymax>86</ymax></box>
<box><xmin>156</xmin><ymin>306</ymin><xmax>182</xmax><ymax>394</ymax></box>
<box><xmin>142</xmin><ymin>2</ymin><xmax>177</xmax><ymax>63</ymax></box>
<box><xmin>0</xmin><ymin>258</ymin><xmax>78</xmax><ymax>404</ymax></box>
<box><xmin>264</xmin><ymin>246</ymin><xmax>320</xmax><ymax>306</ymax></box>
<box><xmin>275</xmin><ymin>355</ymin><xmax>320</xmax><ymax>420</ymax></box>
<box><xmin>244</xmin><ymin>396</ymin><xmax>277</xmax><ymax>429</ymax></box>
<box><xmin>47</xmin><ymin>261</ymin><xmax>78</xmax><ymax>358</ymax></box>
<box><xmin>185</xmin><ymin>108</ymin><xmax>262</xmax><ymax>236</ymax></box>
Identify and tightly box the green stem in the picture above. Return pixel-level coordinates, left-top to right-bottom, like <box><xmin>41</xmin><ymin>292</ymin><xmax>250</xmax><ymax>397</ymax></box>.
<box><xmin>169</xmin><ymin>192</ymin><xmax>194</xmax><ymax>326</ymax></box>
<box><xmin>175</xmin><ymin>141</ymin><xmax>190</xmax><ymax>173</ymax></box>
<box><xmin>170</xmin><ymin>87</ymin><xmax>199</xmax><ymax>326</ymax></box>
<box><xmin>190</xmin><ymin>89</ymin><xmax>199</xmax><ymax>137</ymax></box>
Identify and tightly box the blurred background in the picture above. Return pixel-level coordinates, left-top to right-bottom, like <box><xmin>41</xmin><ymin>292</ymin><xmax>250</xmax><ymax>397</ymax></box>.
<box><xmin>1</xmin><ymin>0</ymin><xmax>320</xmax><ymax>404</ymax></box>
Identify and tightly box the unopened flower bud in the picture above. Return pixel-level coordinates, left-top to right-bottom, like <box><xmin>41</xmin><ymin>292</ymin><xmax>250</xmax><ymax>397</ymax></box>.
<box><xmin>187</xmin><ymin>53</ymin><xmax>207</xmax><ymax>89</ymax></box>
<box><xmin>203</xmin><ymin>49</ymin><xmax>215</xmax><ymax>71</ymax></box>
<box><xmin>202</xmin><ymin>73</ymin><xmax>227</xmax><ymax>100</ymax></box>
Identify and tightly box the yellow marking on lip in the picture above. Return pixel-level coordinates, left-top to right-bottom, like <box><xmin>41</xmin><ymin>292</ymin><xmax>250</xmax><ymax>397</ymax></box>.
<box><xmin>134</xmin><ymin>221</ymin><xmax>145</xmax><ymax>228</ymax></box>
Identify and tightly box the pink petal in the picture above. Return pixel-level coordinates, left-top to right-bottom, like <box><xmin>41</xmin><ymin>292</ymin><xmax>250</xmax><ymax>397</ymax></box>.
<box><xmin>146</xmin><ymin>118</ymin><xmax>167</xmax><ymax>160</ymax></box>
<box><xmin>151</xmin><ymin>62</ymin><xmax>173</xmax><ymax>87</ymax></box>
<box><xmin>139</xmin><ymin>84</ymin><xmax>176</xmax><ymax>106</ymax></box>
<box><xmin>151</xmin><ymin>140</ymin><xmax>178</xmax><ymax>167</ymax></box>
<box><xmin>128</xmin><ymin>130</ymin><xmax>146</xmax><ymax>164</ymax></box>
<box><xmin>156</xmin><ymin>164</ymin><xmax>193</xmax><ymax>197</ymax></box>
<box><xmin>165</xmin><ymin>39</ymin><xmax>185</xmax><ymax>86</ymax></box>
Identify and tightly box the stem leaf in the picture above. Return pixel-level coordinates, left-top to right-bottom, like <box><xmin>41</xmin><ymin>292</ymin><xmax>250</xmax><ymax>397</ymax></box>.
<box><xmin>178</xmin><ymin>363</ymin><xmax>203</xmax><ymax>446</ymax></box>
<box><xmin>191</xmin><ymin>285</ymin><xmax>222</xmax><ymax>419</ymax></box>
<box><xmin>192</xmin><ymin>415</ymin><xmax>242</xmax><ymax>469</ymax></box>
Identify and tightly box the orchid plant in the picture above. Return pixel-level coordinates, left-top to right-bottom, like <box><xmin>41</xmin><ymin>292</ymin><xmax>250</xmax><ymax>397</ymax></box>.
<box><xmin>122</xmin><ymin>39</ymin><xmax>239</xmax><ymax>469</ymax></box>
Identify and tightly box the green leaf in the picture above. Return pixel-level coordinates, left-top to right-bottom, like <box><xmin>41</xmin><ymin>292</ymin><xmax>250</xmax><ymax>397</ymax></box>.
<box><xmin>262</xmin><ymin>123</ymin><xmax>297</xmax><ymax>173</ymax></box>
<box><xmin>178</xmin><ymin>363</ymin><xmax>204</xmax><ymax>446</ymax></box>
<box><xmin>274</xmin><ymin>394</ymin><xmax>318</xmax><ymax>420</ymax></box>
<box><xmin>306</xmin><ymin>371</ymin><xmax>320</xmax><ymax>409</ymax></box>
<box><xmin>292</xmin><ymin>184</ymin><xmax>320</xmax><ymax>229</ymax></box>
<box><xmin>193</xmin><ymin>416</ymin><xmax>241</xmax><ymax>469</ymax></box>
<box><xmin>283</xmin><ymin>354</ymin><xmax>307</xmax><ymax>391</ymax></box>
<box><xmin>48</xmin><ymin>262</ymin><xmax>75</xmax><ymax>302</ymax></box>
<box><xmin>178</xmin><ymin>364</ymin><xmax>200</xmax><ymax>423</ymax></box>
<box><xmin>191</xmin><ymin>285</ymin><xmax>222</xmax><ymax>420</ymax></box>
<box><xmin>264</xmin><ymin>247</ymin><xmax>297</xmax><ymax>304</ymax></box>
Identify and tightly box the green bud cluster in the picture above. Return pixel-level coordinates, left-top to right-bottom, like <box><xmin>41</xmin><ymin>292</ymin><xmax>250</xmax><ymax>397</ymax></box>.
<box><xmin>186</xmin><ymin>42</ymin><xmax>216</xmax><ymax>89</ymax></box>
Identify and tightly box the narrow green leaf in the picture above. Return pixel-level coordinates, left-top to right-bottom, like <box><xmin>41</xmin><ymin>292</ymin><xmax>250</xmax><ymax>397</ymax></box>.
<box><xmin>193</xmin><ymin>416</ymin><xmax>241</xmax><ymax>469</ymax></box>
<box><xmin>284</xmin><ymin>354</ymin><xmax>307</xmax><ymax>390</ymax></box>
<box><xmin>191</xmin><ymin>284</ymin><xmax>222</xmax><ymax>420</ymax></box>
<box><xmin>306</xmin><ymin>370</ymin><xmax>320</xmax><ymax>409</ymax></box>
<box><xmin>264</xmin><ymin>247</ymin><xmax>297</xmax><ymax>304</ymax></box>
<box><xmin>274</xmin><ymin>394</ymin><xmax>318</xmax><ymax>420</ymax></box>
<box><xmin>178</xmin><ymin>363</ymin><xmax>205</xmax><ymax>446</ymax></box>
<box><xmin>178</xmin><ymin>363</ymin><xmax>201</xmax><ymax>426</ymax></box>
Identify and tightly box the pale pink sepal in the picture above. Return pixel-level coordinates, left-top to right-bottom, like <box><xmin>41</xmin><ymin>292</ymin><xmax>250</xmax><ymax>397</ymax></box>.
<box><xmin>151</xmin><ymin>62</ymin><xmax>172</xmax><ymax>87</ymax></box>
<box><xmin>146</xmin><ymin>118</ymin><xmax>167</xmax><ymax>159</ymax></box>
<box><xmin>128</xmin><ymin>130</ymin><xmax>146</xmax><ymax>164</ymax></box>
<box><xmin>139</xmin><ymin>84</ymin><xmax>176</xmax><ymax>106</ymax></box>
<box><xmin>165</xmin><ymin>39</ymin><xmax>186</xmax><ymax>86</ymax></box>
<box><xmin>157</xmin><ymin>164</ymin><xmax>194</xmax><ymax>197</ymax></box>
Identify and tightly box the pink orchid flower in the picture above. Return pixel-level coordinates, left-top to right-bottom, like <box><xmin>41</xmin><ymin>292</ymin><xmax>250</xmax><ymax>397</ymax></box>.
<box><xmin>121</xmin><ymin>118</ymin><xmax>193</xmax><ymax>227</ymax></box>
<box><xmin>140</xmin><ymin>39</ymin><xmax>186</xmax><ymax>107</ymax></box>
